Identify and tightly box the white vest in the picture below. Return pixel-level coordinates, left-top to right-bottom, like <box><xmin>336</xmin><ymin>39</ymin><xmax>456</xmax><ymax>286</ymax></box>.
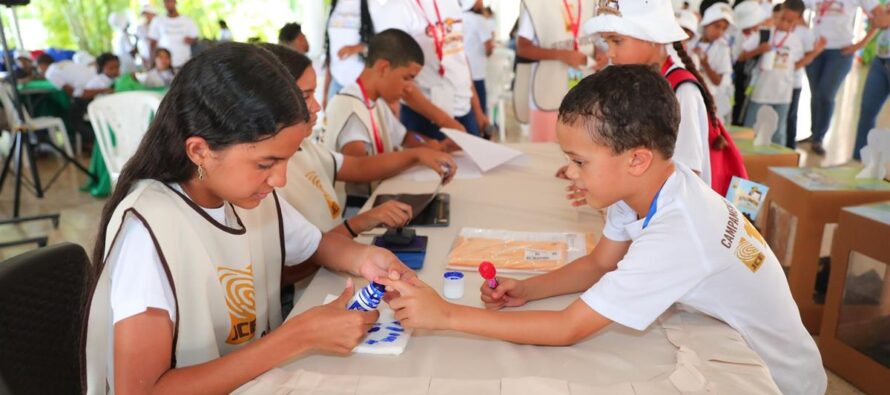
<box><xmin>522</xmin><ymin>0</ymin><xmax>596</xmax><ymax>111</ymax></box>
<box><xmin>84</xmin><ymin>180</ymin><xmax>284</xmax><ymax>394</ymax></box>
<box><xmin>278</xmin><ymin>140</ymin><xmax>345</xmax><ymax>232</ymax></box>
<box><xmin>323</xmin><ymin>91</ymin><xmax>396</xmax><ymax>156</ymax></box>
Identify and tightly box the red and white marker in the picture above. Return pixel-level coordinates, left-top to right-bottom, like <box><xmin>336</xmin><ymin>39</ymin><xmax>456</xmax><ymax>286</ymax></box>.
<box><xmin>478</xmin><ymin>261</ymin><xmax>498</xmax><ymax>289</ymax></box>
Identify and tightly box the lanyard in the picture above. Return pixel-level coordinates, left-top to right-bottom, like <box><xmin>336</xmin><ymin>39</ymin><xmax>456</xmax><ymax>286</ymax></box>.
<box><xmin>660</xmin><ymin>56</ymin><xmax>674</xmax><ymax>75</ymax></box>
<box><xmin>641</xmin><ymin>187</ymin><xmax>663</xmax><ymax>230</ymax></box>
<box><xmin>356</xmin><ymin>77</ymin><xmax>385</xmax><ymax>154</ymax></box>
<box><xmin>771</xmin><ymin>30</ymin><xmax>790</xmax><ymax>49</ymax></box>
<box><xmin>415</xmin><ymin>0</ymin><xmax>447</xmax><ymax>76</ymax></box>
<box><xmin>816</xmin><ymin>0</ymin><xmax>837</xmax><ymax>23</ymax></box>
<box><xmin>562</xmin><ymin>0</ymin><xmax>582</xmax><ymax>51</ymax></box>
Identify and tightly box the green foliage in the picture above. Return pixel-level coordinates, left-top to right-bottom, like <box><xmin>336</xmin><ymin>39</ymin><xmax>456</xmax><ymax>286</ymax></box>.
<box><xmin>32</xmin><ymin>0</ymin><xmax>131</xmax><ymax>53</ymax></box>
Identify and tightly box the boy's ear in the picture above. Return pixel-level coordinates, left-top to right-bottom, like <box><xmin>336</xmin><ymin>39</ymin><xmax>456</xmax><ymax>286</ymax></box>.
<box><xmin>627</xmin><ymin>148</ymin><xmax>655</xmax><ymax>176</ymax></box>
<box><xmin>373</xmin><ymin>59</ymin><xmax>392</xmax><ymax>75</ymax></box>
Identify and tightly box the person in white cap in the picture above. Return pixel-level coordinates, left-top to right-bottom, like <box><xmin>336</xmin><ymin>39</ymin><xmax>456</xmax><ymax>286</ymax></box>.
<box><xmin>743</xmin><ymin>0</ymin><xmax>826</xmax><ymax>147</ymax></box>
<box><xmin>691</xmin><ymin>3</ymin><xmax>734</xmax><ymax>123</ymax></box>
<box><xmin>108</xmin><ymin>11</ymin><xmax>137</xmax><ymax>76</ymax></box>
<box><xmin>45</xmin><ymin>52</ymin><xmax>97</xmax><ymax>97</ymax></box>
<box><xmin>514</xmin><ymin>0</ymin><xmax>595</xmax><ymax>142</ymax></box>
<box><xmin>675</xmin><ymin>9</ymin><xmax>699</xmax><ymax>44</ymax></box>
<box><xmin>729</xmin><ymin>0</ymin><xmax>770</xmax><ymax>125</ymax></box>
<box><xmin>583</xmin><ymin>0</ymin><xmax>748</xmax><ymax>208</ymax></box>
<box><xmin>803</xmin><ymin>0</ymin><xmax>889</xmax><ymax>155</ymax></box>
<box><xmin>148</xmin><ymin>0</ymin><xmax>199</xmax><ymax>69</ymax></box>
<box><xmin>373</xmin><ymin>0</ymin><xmax>489</xmax><ymax>142</ymax></box>
<box><xmin>136</xmin><ymin>4</ymin><xmax>157</xmax><ymax>68</ymax></box>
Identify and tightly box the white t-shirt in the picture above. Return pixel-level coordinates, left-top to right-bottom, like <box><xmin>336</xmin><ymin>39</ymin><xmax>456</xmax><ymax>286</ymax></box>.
<box><xmin>140</xmin><ymin>68</ymin><xmax>175</xmax><ymax>88</ymax></box>
<box><xmin>462</xmin><ymin>10</ymin><xmax>493</xmax><ymax>81</ymax></box>
<box><xmin>328</xmin><ymin>0</ymin><xmax>371</xmax><ymax>87</ymax></box>
<box><xmin>84</xmin><ymin>73</ymin><xmax>114</xmax><ymax>91</ymax></box>
<box><xmin>148</xmin><ymin>14</ymin><xmax>199</xmax><ymax>67</ymax></box>
<box><xmin>44</xmin><ymin>60</ymin><xmax>97</xmax><ymax>98</ymax></box>
<box><xmin>136</xmin><ymin>23</ymin><xmax>152</xmax><ymax>61</ymax></box>
<box><xmin>665</xmin><ymin>56</ymin><xmax>711</xmax><ymax>188</ymax></box>
<box><xmin>744</xmin><ymin>28</ymin><xmax>805</xmax><ymax>104</ymax></box>
<box><xmin>334</xmin><ymin>84</ymin><xmax>409</xmax><ymax>153</ymax></box>
<box><xmin>793</xmin><ymin>25</ymin><xmax>816</xmax><ymax>89</ymax></box>
<box><xmin>581</xmin><ymin>163</ymin><xmax>827</xmax><ymax>395</ymax></box>
<box><xmin>105</xmin><ymin>183</ymin><xmax>322</xmax><ymax>388</ymax></box>
<box><xmin>373</xmin><ymin>0</ymin><xmax>473</xmax><ymax>117</ymax></box>
<box><xmin>691</xmin><ymin>37</ymin><xmax>733</xmax><ymax>120</ymax></box>
<box><xmin>877</xmin><ymin>28</ymin><xmax>890</xmax><ymax>58</ymax></box>
<box><xmin>805</xmin><ymin>0</ymin><xmax>880</xmax><ymax>49</ymax></box>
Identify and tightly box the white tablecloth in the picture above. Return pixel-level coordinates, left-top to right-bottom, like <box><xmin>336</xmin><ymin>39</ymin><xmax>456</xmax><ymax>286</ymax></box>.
<box><xmin>239</xmin><ymin>143</ymin><xmax>780</xmax><ymax>394</ymax></box>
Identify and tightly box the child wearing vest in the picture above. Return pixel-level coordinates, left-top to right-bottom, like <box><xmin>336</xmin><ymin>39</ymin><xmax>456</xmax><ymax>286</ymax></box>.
<box><xmin>381</xmin><ymin>65</ymin><xmax>827</xmax><ymax>395</ymax></box>
<box><xmin>373</xmin><ymin>0</ymin><xmax>490</xmax><ymax>140</ymax></box>
<box><xmin>515</xmin><ymin>0</ymin><xmax>596</xmax><ymax>142</ymax></box>
<box><xmin>582</xmin><ymin>0</ymin><xmax>746</xmax><ymax>195</ymax></box>
<box><xmin>803</xmin><ymin>0</ymin><xmax>887</xmax><ymax>155</ymax></box>
<box><xmin>83</xmin><ymin>43</ymin><xmax>414</xmax><ymax>394</ymax></box>
<box><xmin>325</xmin><ymin>29</ymin><xmax>444</xmax><ymax>157</ymax></box>
<box><xmin>742</xmin><ymin>0</ymin><xmax>825</xmax><ymax>148</ymax></box>
<box><xmin>262</xmin><ymin>43</ymin><xmax>456</xmax><ymax>240</ymax></box>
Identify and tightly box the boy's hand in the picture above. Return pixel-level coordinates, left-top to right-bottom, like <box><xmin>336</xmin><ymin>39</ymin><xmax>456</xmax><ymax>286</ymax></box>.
<box><xmin>757</xmin><ymin>42</ymin><xmax>771</xmax><ymax>55</ymax></box>
<box><xmin>296</xmin><ymin>278</ymin><xmax>379</xmax><ymax>354</ymax></box>
<box><xmin>379</xmin><ymin>276</ymin><xmax>453</xmax><ymax>330</ymax></box>
<box><xmin>355</xmin><ymin>201</ymin><xmax>412</xmax><ymax>230</ymax></box>
<box><xmin>814</xmin><ymin>37</ymin><xmax>827</xmax><ymax>52</ymax></box>
<box><xmin>480</xmin><ymin>277</ymin><xmax>529</xmax><ymax>310</ymax></box>
<box><xmin>357</xmin><ymin>246</ymin><xmax>415</xmax><ymax>285</ymax></box>
<box><xmin>415</xmin><ymin>147</ymin><xmax>457</xmax><ymax>184</ymax></box>
<box><xmin>560</xmin><ymin>50</ymin><xmax>588</xmax><ymax>68</ymax></box>
<box><xmin>841</xmin><ymin>42</ymin><xmax>860</xmax><ymax>56</ymax></box>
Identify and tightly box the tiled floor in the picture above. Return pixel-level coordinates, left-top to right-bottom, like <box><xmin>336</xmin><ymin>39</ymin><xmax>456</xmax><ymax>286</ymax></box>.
<box><xmin>3</xmin><ymin>60</ymin><xmax>888</xmax><ymax>394</ymax></box>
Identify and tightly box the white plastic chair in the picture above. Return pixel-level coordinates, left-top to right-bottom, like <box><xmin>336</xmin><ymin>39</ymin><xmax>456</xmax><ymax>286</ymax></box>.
<box><xmin>87</xmin><ymin>91</ymin><xmax>163</xmax><ymax>183</ymax></box>
<box><xmin>485</xmin><ymin>46</ymin><xmax>515</xmax><ymax>143</ymax></box>
<box><xmin>0</xmin><ymin>82</ymin><xmax>74</xmax><ymax>156</ymax></box>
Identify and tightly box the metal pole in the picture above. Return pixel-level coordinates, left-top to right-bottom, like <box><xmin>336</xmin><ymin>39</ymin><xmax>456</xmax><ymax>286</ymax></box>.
<box><xmin>10</xmin><ymin>7</ymin><xmax>24</xmax><ymax>51</ymax></box>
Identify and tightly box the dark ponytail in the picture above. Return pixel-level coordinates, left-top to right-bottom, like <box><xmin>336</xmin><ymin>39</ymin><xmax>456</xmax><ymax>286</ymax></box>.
<box><xmin>91</xmin><ymin>42</ymin><xmax>309</xmax><ymax>271</ymax></box>
<box><xmin>672</xmin><ymin>42</ymin><xmax>719</xmax><ymax>126</ymax></box>
<box><xmin>325</xmin><ymin>0</ymin><xmax>376</xmax><ymax>65</ymax></box>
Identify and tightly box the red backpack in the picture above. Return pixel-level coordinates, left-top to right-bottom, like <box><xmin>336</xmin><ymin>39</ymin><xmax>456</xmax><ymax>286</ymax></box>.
<box><xmin>664</xmin><ymin>66</ymin><xmax>748</xmax><ymax>196</ymax></box>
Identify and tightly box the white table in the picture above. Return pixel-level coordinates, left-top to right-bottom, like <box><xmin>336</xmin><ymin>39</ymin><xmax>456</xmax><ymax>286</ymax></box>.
<box><xmin>254</xmin><ymin>144</ymin><xmax>780</xmax><ymax>394</ymax></box>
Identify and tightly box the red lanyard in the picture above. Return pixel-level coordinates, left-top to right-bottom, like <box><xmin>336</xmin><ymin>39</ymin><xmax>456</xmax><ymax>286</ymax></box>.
<box><xmin>772</xmin><ymin>31</ymin><xmax>790</xmax><ymax>49</ymax></box>
<box><xmin>660</xmin><ymin>56</ymin><xmax>674</xmax><ymax>76</ymax></box>
<box><xmin>415</xmin><ymin>0</ymin><xmax>447</xmax><ymax>76</ymax></box>
<box><xmin>356</xmin><ymin>78</ymin><xmax>385</xmax><ymax>154</ymax></box>
<box><xmin>562</xmin><ymin>0</ymin><xmax>582</xmax><ymax>51</ymax></box>
<box><xmin>816</xmin><ymin>0</ymin><xmax>837</xmax><ymax>23</ymax></box>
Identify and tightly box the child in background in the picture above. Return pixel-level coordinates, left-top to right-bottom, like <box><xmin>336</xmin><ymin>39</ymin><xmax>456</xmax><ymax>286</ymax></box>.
<box><xmin>583</xmin><ymin>0</ymin><xmax>747</xmax><ymax>196</ymax></box>
<box><xmin>140</xmin><ymin>48</ymin><xmax>176</xmax><ymax>88</ymax></box>
<box><xmin>730</xmin><ymin>1</ymin><xmax>770</xmax><ymax>125</ymax></box>
<box><xmin>381</xmin><ymin>66</ymin><xmax>826</xmax><ymax>395</ymax></box>
<box><xmin>82</xmin><ymin>53</ymin><xmax>120</xmax><ymax>99</ymax></box>
<box><xmin>461</xmin><ymin>0</ymin><xmax>495</xmax><ymax>121</ymax></box>
<box><xmin>787</xmin><ymin>0</ymin><xmax>824</xmax><ymax>149</ymax></box>
<box><xmin>743</xmin><ymin>0</ymin><xmax>825</xmax><ymax>147</ymax></box>
<box><xmin>676</xmin><ymin>9</ymin><xmax>699</xmax><ymax>50</ymax></box>
<box><xmin>692</xmin><ymin>3</ymin><xmax>735</xmax><ymax>124</ymax></box>
<box><xmin>324</xmin><ymin>29</ymin><xmax>445</xmax><ymax>158</ymax></box>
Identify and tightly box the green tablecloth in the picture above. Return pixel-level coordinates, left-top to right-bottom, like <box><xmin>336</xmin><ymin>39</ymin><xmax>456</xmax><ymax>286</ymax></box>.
<box><xmin>81</xmin><ymin>77</ymin><xmax>165</xmax><ymax>197</ymax></box>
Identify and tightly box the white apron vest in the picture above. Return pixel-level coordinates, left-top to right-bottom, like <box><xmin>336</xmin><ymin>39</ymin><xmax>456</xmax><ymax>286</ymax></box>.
<box><xmin>83</xmin><ymin>180</ymin><xmax>284</xmax><ymax>394</ymax></box>
<box><xmin>523</xmin><ymin>0</ymin><xmax>596</xmax><ymax>111</ymax></box>
<box><xmin>513</xmin><ymin>62</ymin><xmax>533</xmax><ymax>124</ymax></box>
<box><xmin>323</xmin><ymin>91</ymin><xmax>396</xmax><ymax>156</ymax></box>
<box><xmin>279</xmin><ymin>140</ymin><xmax>345</xmax><ymax>232</ymax></box>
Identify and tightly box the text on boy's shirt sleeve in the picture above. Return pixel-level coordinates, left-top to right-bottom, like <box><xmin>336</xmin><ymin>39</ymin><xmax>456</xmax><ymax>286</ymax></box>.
<box><xmin>581</xmin><ymin>217</ymin><xmax>709</xmax><ymax>331</ymax></box>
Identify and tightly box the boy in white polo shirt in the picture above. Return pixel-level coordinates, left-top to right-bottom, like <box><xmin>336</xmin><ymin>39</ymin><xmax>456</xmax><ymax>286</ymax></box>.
<box><xmin>373</xmin><ymin>0</ymin><xmax>488</xmax><ymax>140</ymax></box>
<box><xmin>382</xmin><ymin>65</ymin><xmax>826</xmax><ymax>395</ymax></box>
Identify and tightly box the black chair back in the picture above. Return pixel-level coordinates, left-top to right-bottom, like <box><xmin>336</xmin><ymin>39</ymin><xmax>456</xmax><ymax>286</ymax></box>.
<box><xmin>0</xmin><ymin>243</ymin><xmax>91</xmax><ymax>395</ymax></box>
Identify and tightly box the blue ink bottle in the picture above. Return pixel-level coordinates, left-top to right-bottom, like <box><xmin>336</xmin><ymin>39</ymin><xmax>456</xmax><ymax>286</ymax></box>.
<box><xmin>347</xmin><ymin>282</ymin><xmax>386</xmax><ymax>311</ymax></box>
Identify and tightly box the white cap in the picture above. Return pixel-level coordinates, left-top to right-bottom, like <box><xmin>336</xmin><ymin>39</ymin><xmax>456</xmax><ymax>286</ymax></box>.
<box><xmin>73</xmin><ymin>51</ymin><xmax>95</xmax><ymax>66</ymax></box>
<box><xmin>676</xmin><ymin>10</ymin><xmax>699</xmax><ymax>35</ymax></box>
<box><xmin>582</xmin><ymin>0</ymin><xmax>689</xmax><ymax>44</ymax></box>
<box><xmin>701</xmin><ymin>2</ymin><xmax>734</xmax><ymax>26</ymax></box>
<box><xmin>141</xmin><ymin>3</ymin><xmax>158</xmax><ymax>15</ymax></box>
<box><xmin>13</xmin><ymin>49</ymin><xmax>31</xmax><ymax>60</ymax></box>
<box><xmin>733</xmin><ymin>1</ymin><xmax>768</xmax><ymax>30</ymax></box>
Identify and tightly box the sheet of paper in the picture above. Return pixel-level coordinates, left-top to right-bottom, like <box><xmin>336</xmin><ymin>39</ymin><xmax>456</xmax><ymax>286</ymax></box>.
<box><xmin>323</xmin><ymin>294</ymin><xmax>412</xmax><ymax>355</ymax></box>
<box><xmin>441</xmin><ymin>128</ymin><xmax>525</xmax><ymax>172</ymax></box>
<box><xmin>394</xmin><ymin>155</ymin><xmax>482</xmax><ymax>182</ymax></box>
